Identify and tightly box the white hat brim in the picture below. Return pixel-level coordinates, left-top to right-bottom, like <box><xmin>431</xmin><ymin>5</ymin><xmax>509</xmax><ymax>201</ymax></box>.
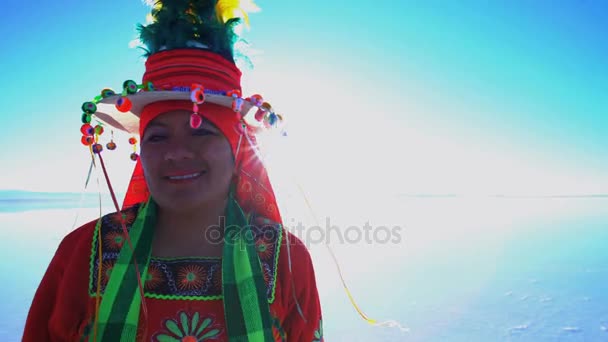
<box><xmin>93</xmin><ymin>91</ymin><xmax>255</xmax><ymax>135</ymax></box>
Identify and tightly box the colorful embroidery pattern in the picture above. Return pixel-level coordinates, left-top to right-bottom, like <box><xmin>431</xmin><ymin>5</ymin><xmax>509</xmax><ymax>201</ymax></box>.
<box><xmin>152</xmin><ymin>311</ymin><xmax>222</xmax><ymax>342</ymax></box>
<box><xmin>89</xmin><ymin>207</ymin><xmax>283</xmax><ymax>302</ymax></box>
<box><xmin>272</xmin><ymin>316</ymin><xmax>287</xmax><ymax>342</ymax></box>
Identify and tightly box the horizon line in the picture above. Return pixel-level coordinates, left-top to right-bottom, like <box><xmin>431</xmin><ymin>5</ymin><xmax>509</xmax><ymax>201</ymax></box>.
<box><xmin>1</xmin><ymin>189</ymin><xmax>607</xmax><ymax>199</ymax></box>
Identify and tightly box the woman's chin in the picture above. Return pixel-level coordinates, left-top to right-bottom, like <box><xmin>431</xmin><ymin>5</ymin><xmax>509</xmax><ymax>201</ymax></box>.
<box><xmin>153</xmin><ymin>191</ymin><xmax>211</xmax><ymax>212</ymax></box>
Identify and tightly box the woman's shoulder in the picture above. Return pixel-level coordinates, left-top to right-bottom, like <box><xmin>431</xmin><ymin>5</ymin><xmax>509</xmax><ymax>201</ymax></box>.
<box><xmin>56</xmin><ymin>219</ymin><xmax>97</xmax><ymax>253</ymax></box>
<box><xmin>56</xmin><ymin>204</ymin><xmax>143</xmax><ymax>256</ymax></box>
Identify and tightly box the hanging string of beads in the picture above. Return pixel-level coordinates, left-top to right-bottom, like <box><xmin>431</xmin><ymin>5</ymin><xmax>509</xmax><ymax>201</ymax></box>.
<box><xmin>190</xmin><ymin>83</ymin><xmax>206</xmax><ymax>129</ymax></box>
<box><xmin>129</xmin><ymin>137</ymin><xmax>139</xmax><ymax>161</ymax></box>
<box><xmin>116</xmin><ymin>80</ymin><xmax>155</xmax><ymax>112</ymax></box>
<box><xmin>106</xmin><ymin>130</ymin><xmax>117</xmax><ymax>151</ymax></box>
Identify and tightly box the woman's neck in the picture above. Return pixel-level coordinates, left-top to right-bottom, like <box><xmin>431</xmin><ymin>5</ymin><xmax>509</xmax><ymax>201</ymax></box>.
<box><xmin>151</xmin><ymin>199</ymin><xmax>227</xmax><ymax>258</ymax></box>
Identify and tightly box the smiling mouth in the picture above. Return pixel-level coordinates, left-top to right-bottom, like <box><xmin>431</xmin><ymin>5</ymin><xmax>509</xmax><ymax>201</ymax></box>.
<box><xmin>165</xmin><ymin>171</ymin><xmax>206</xmax><ymax>181</ymax></box>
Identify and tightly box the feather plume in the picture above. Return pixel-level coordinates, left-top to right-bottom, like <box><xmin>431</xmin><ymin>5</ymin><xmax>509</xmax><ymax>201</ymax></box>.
<box><xmin>215</xmin><ymin>0</ymin><xmax>260</xmax><ymax>27</ymax></box>
<box><xmin>136</xmin><ymin>0</ymin><xmax>258</xmax><ymax>62</ymax></box>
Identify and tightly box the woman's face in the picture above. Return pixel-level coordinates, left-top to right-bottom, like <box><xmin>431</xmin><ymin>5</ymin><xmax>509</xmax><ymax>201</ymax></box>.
<box><xmin>140</xmin><ymin>110</ymin><xmax>235</xmax><ymax>212</ymax></box>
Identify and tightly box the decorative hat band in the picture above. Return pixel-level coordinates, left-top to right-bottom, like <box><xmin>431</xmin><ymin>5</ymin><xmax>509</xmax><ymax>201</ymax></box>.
<box><xmin>78</xmin><ymin>49</ymin><xmax>283</xmax><ymax>160</ymax></box>
<box><xmin>143</xmin><ymin>49</ymin><xmax>242</xmax><ymax>91</ymax></box>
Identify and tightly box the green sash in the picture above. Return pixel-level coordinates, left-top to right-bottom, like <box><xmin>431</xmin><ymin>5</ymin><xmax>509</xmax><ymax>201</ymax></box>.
<box><xmin>91</xmin><ymin>195</ymin><xmax>273</xmax><ymax>341</ymax></box>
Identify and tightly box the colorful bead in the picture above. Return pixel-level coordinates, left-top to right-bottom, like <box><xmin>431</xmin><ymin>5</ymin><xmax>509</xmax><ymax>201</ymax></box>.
<box><xmin>81</xmin><ymin>135</ymin><xmax>94</xmax><ymax>146</ymax></box>
<box><xmin>144</xmin><ymin>81</ymin><xmax>155</xmax><ymax>91</ymax></box>
<box><xmin>115</xmin><ymin>96</ymin><xmax>132</xmax><ymax>112</ymax></box>
<box><xmin>130</xmin><ymin>153</ymin><xmax>139</xmax><ymax>161</ymax></box>
<box><xmin>190</xmin><ymin>88</ymin><xmax>205</xmax><ymax>104</ymax></box>
<box><xmin>268</xmin><ymin>113</ymin><xmax>278</xmax><ymax>126</ymax></box>
<box><xmin>128</xmin><ymin>137</ymin><xmax>138</xmax><ymax>145</ymax></box>
<box><xmin>94</xmin><ymin>125</ymin><xmax>104</xmax><ymax>135</ymax></box>
<box><xmin>123</xmin><ymin>80</ymin><xmax>138</xmax><ymax>94</ymax></box>
<box><xmin>81</xmin><ymin>102</ymin><xmax>97</xmax><ymax>114</ymax></box>
<box><xmin>106</xmin><ymin>141</ymin><xmax>117</xmax><ymax>150</ymax></box>
<box><xmin>92</xmin><ymin>143</ymin><xmax>103</xmax><ymax>154</ymax></box>
<box><xmin>190</xmin><ymin>113</ymin><xmax>203</xmax><ymax>129</ymax></box>
<box><xmin>235</xmin><ymin>122</ymin><xmax>245</xmax><ymax>134</ymax></box>
<box><xmin>101</xmin><ymin>88</ymin><xmax>116</xmax><ymax>98</ymax></box>
<box><xmin>80</xmin><ymin>123</ymin><xmax>94</xmax><ymax>136</ymax></box>
<box><xmin>227</xmin><ymin>89</ymin><xmax>241</xmax><ymax>98</ymax></box>
<box><xmin>192</xmin><ymin>103</ymin><xmax>199</xmax><ymax>113</ymax></box>
<box><xmin>261</xmin><ymin>102</ymin><xmax>272</xmax><ymax>111</ymax></box>
<box><xmin>232</xmin><ymin>98</ymin><xmax>244</xmax><ymax>112</ymax></box>
<box><xmin>250</xmin><ymin>94</ymin><xmax>263</xmax><ymax>106</ymax></box>
<box><xmin>254</xmin><ymin>108</ymin><xmax>265</xmax><ymax>122</ymax></box>
<box><xmin>81</xmin><ymin>113</ymin><xmax>92</xmax><ymax>124</ymax></box>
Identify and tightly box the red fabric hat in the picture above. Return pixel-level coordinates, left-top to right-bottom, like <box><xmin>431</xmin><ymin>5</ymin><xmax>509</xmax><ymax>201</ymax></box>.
<box><xmin>120</xmin><ymin>49</ymin><xmax>281</xmax><ymax>226</ymax></box>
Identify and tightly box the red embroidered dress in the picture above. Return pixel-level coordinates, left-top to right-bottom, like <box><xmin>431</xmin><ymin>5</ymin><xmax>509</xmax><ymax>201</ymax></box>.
<box><xmin>23</xmin><ymin>204</ymin><xmax>323</xmax><ymax>341</ymax></box>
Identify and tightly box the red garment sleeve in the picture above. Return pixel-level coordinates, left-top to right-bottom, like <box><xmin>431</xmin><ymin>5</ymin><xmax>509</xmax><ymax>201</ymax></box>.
<box><xmin>281</xmin><ymin>232</ymin><xmax>324</xmax><ymax>342</ymax></box>
<box><xmin>22</xmin><ymin>222</ymin><xmax>93</xmax><ymax>342</ymax></box>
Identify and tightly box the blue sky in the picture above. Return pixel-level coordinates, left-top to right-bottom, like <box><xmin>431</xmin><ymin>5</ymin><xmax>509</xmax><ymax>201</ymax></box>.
<box><xmin>0</xmin><ymin>0</ymin><xmax>606</xmax><ymax>195</ymax></box>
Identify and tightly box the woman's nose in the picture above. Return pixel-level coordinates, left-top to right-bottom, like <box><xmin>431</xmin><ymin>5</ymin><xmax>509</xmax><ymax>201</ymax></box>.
<box><xmin>163</xmin><ymin>141</ymin><xmax>196</xmax><ymax>161</ymax></box>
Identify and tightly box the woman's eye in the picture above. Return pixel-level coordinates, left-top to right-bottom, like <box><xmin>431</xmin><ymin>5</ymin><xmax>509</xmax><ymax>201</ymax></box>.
<box><xmin>193</xmin><ymin>129</ymin><xmax>214</xmax><ymax>136</ymax></box>
<box><xmin>146</xmin><ymin>135</ymin><xmax>166</xmax><ymax>142</ymax></box>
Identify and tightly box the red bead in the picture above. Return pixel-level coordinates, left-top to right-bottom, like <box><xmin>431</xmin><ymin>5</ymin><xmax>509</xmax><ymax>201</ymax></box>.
<box><xmin>81</xmin><ymin>135</ymin><xmax>94</xmax><ymax>146</ymax></box>
<box><xmin>254</xmin><ymin>108</ymin><xmax>265</xmax><ymax>122</ymax></box>
<box><xmin>106</xmin><ymin>141</ymin><xmax>117</xmax><ymax>150</ymax></box>
<box><xmin>128</xmin><ymin>137</ymin><xmax>138</xmax><ymax>145</ymax></box>
<box><xmin>235</xmin><ymin>122</ymin><xmax>246</xmax><ymax>134</ymax></box>
<box><xmin>115</xmin><ymin>96</ymin><xmax>132</xmax><ymax>112</ymax></box>
<box><xmin>250</xmin><ymin>94</ymin><xmax>263</xmax><ymax>106</ymax></box>
<box><xmin>227</xmin><ymin>89</ymin><xmax>241</xmax><ymax>98</ymax></box>
<box><xmin>190</xmin><ymin>113</ymin><xmax>202</xmax><ymax>129</ymax></box>
<box><xmin>80</xmin><ymin>123</ymin><xmax>94</xmax><ymax>136</ymax></box>
<box><xmin>130</xmin><ymin>153</ymin><xmax>139</xmax><ymax>161</ymax></box>
<box><xmin>190</xmin><ymin>88</ymin><xmax>205</xmax><ymax>104</ymax></box>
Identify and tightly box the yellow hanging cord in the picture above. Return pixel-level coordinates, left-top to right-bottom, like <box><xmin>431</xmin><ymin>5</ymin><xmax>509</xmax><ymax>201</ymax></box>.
<box><xmin>296</xmin><ymin>183</ymin><xmax>411</xmax><ymax>333</ymax></box>
<box><xmin>294</xmin><ymin>182</ymin><xmax>377</xmax><ymax>325</ymax></box>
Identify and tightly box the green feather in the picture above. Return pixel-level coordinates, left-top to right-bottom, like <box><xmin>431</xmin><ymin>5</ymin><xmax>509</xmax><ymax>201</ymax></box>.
<box><xmin>137</xmin><ymin>0</ymin><xmax>251</xmax><ymax>63</ymax></box>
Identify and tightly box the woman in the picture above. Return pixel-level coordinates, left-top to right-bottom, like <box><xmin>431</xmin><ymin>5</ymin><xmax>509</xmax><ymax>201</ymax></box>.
<box><xmin>23</xmin><ymin>1</ymin><xmax>323</xmax><ymax>341</ymax></box>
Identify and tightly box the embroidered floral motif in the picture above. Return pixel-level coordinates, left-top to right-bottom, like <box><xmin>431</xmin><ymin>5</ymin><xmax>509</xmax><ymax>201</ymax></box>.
<box><xmin>90</xmin><ymin>207</ymin><xmax>283</xmax><ymax>301</ymax></box>
<box><xmin>177</xmin><ymin>265</ymin><xmax>207</xmax><ymax>291</ymax></box>
<box><xmin>153</xmin><ymin>311</ymin><xmax>222</xmax><ymax>342</ymax></box>
<box><xmin>144</xmin><ymin>264</ymin><xmax>165</xmax><ymax>291</ymax></box>
<box><xmin>256</xmin><ymin>237</ymin><xmax>275</xmax><ymax>260</ymax></box>
<box><xmin>108</xmin><ymin>209</ymin><xmax>137</xmax><ymax>226</ymax></box>
<box><xmin>103</xmin><ymin>231</ymin><xmax>125</xmax><ymax>251</ymax></box>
